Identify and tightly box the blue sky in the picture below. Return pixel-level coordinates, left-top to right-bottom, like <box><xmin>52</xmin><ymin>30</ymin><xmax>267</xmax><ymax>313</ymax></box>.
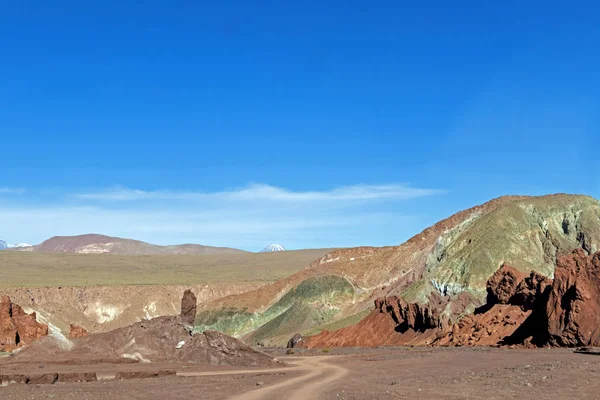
<box><xmin>0</xmin><ymin>1</ymin><xmax>598</xmax><ymax>250</ymax></box>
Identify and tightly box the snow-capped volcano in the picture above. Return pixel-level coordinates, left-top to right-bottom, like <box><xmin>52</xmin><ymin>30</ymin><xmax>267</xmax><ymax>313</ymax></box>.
<box><xmin>0</xmin><ymin>240</ymin><xmax>33</xmax><ymax>250</ymax></box>
<box><xmin>9</xmin><ymin>243</ymin><xmax>32</xmax><ymax>248</ymax></box>
<box><xmin>259</xmin><ymin>244</ymin><xmax>286</xmax><ymax>253</ymax></box>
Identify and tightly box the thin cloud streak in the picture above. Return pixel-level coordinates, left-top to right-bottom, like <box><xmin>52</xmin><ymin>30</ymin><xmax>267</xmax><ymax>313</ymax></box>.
<box><xmin>0</xmin><ymin>188</ymin><xmax>25</xmax><ymax>194</ymax></box>
<box><xmin>0</xmin><ymin>183</ymin><xmax>445</xmax><ymax>250</ymax></box>
<box><xmin>0</xmin><ymin>205</ymin><xmax>410</xmax><ymax>250</ymax></box>
<box><xmin>75</xmin><ymin>183</ymin><xmax>444</xmax><ymax>202</ymax></box>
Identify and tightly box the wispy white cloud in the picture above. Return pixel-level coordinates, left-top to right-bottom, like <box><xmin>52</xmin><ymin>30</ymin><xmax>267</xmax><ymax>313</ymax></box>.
<box><xmin>75</xmin><ymin>183</ymin><xmax>443</xmax><ymax>202</ymax></box>
<box><xmin>0</xmin><ymin>205</ymin><xmax>412</xmax><ymax>250</ymax></box>
<box><xmin>0</xmin><ymin>182</ymin><xmax>444</xmax><ymax>250</ymax></box>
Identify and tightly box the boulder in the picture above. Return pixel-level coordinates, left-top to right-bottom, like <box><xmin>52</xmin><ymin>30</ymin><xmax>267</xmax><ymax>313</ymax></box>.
<box><xmin>287</xmin><ymin>333</ymin><xmax>303</xmax><ymax>348</ymax></box>
<box><xmin>512</xmin><ymin>271</ymin><xmax>552</xmax><ymax>310</ymax></box>
<box><xmin>486</xmin><ymin>264</ymin><xmax>527</xmax><ymax>305</ymax></box>
<box><xmin>484</xmin><ymin>265</ymin><xmax>551</xmax><ymax>311</ymax></box>
<box><xmin>545</xmin><ymin>249</ymin><xmax>600</xmax><ymax>346</ymax></box>
<box><xmin>180</xmin><ymin>289</ymin><xmax>197</xmax><ymax>326</ymax></box>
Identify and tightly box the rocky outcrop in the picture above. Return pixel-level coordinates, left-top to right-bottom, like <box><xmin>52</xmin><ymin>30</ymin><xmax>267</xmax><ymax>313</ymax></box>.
<box><xmin>485</xmin><ymin>265</ymin><xmax>527</xmax><ymax>305</ymax></box>
<box><xmin>180</xmin><ymin>289</ymin><xmax>197</xmax><ymax>326</ymax></box>
<box><xmin>375</xmin><ymin>296</ymin><xmax>444</xmax><ymax>332</ymax></box>
<box><xmin>68</xmin><ymin>324</ymin><xmax>89</xmax><ymax>339</ymax></box>
<box><xmin>546</xmin><ymin>249</ymin><xmax>600</xmax><ymax>346</ymax></box>
<box><xmin>374</xmin><ymin>291</ymin><xmax>479</xmax><ymax>333</ymax></box>
<box><xmin>484</xmin><ymin>265</ymin><xmax>551</xmax><ymax>311</ymax></box>
<box><xmin>306</xmin><ymin>249</ymin><xmax>600</xmax><ymax>349</ymax></box>
<box><xmin>304</xmin><ymin>292</ymin><xmax>479</xmax><ymax>348</ymax></box>
<box><xmin>0</xmin><ymin>296</ymin><xmax>48</xmax><ymax>351</ymax></box>
<box><xmin>438</xmin><ymin>305</ymin><xmax>532</xmax><ymax>347</ymax></box>
<box><xmin>0</xmin><ymin>297</ymin><xmax>18</xmax><ymax>350</ymax></box>
<box><xmin>287</xmin><ymin>333</ymin><xmax>303</xmax><ymax>348</ymax></box>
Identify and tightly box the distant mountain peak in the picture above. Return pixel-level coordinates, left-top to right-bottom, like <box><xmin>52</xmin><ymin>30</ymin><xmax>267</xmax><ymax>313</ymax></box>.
<box><xmin>260</xmin><ymin>244</ymin><xmax>286</xmax><ymax>253</ymax></box>
<box><xmin>17</xmin><ymin>234</ymin><xmax>247</xmax><ymax>255</ymax></box>
<box><xmin>0</xmin><ymin>240</ymin><xmax>7</xmax><ymax>250</ymax></box>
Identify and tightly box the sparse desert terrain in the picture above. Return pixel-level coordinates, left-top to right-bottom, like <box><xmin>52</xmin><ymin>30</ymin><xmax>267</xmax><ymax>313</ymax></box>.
<box><xmin>0</xmin><ymin>249</ymin><xmax>333</xmax><ymax>335</ymax></box>
<box><xmin>0</xmin><ymin>249</ymin><xmax>333</xmax><ymax>287</ymax></box>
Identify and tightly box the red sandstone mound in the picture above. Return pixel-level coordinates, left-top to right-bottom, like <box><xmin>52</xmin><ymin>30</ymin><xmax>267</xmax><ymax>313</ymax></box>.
<box><xmin>68</xmin><ymin>324</ymin><xmax>89</xmax><ymax>339</ymax></box>
<box><xmin>0</xmin><ymin>296</ymin><xmax>48</xmax><ymax>352</ymax></box>
<box><xmin>13</xmin><ymin>316</ymin><xmax>275</xmax><ymax>367</ymax></box>
<box><xmin>546</xmin><ymin>249</ymin><xmax>600</xmax><ymax>346</ymax></box>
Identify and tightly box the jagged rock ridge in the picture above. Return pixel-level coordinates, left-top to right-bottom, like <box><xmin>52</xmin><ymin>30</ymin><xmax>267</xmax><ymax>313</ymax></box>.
<box><xmin>304</xmin><ymin>249</ymin><xmax>600</xmax><ymax>348</ymax></box>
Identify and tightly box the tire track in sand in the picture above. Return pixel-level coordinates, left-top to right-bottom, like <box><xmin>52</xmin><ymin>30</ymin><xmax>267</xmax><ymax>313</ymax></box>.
<box><xmin>227</xmin><ymin>356</ymin><xmax>347</xmax><ymax>400</ymax></box>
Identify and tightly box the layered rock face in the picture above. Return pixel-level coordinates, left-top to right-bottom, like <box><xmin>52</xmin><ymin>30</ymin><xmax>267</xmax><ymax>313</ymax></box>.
<box><xmin>546</xmin><ymin>249</ymin><xmax>600</xmax><ymax>346</ymax></box>
<box><xmin>375</xmin><ymin>297</ymin><xmax>443</xmax><ymax>332</ymax></box>
<box><xmin>0</xmin><ymin>296</ymin><xmax>48</xmax><ymax>351</ymax></box>
<box><xmin>305</xmin><ymin>249</ymin><xmax>600</xmax><ymax>349</ymax></box>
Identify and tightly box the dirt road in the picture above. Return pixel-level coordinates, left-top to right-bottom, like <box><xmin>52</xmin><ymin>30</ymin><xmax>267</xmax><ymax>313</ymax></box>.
<box><xmin>228</xmin><ymin>356</ymin><xmax>347</xmax><ymax>400</ymax></box>
<box><xmin>179</xmin><ymin>356</ymin><xmax>349</xmax><ymax>400</ymax></box>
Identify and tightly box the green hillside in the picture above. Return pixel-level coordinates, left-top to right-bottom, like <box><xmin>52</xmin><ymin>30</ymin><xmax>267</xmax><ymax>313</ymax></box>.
<box><xmin>194</xmin><ymin>194</ymin><xmax>600</xmax><ymax>345</ymax></box>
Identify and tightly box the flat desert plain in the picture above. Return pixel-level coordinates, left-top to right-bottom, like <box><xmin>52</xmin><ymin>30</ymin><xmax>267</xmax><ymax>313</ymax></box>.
<box><xmin>2</xmin><ymin>347</ymin><xmax>599</xmax><ymax>400</ymax></box>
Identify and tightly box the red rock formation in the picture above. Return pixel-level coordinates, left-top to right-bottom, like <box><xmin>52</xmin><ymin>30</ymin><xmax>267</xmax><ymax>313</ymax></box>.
<box><xmin>0</xmin><ymin>296</ymin><xmax>48</xmax><ymax>351</ymax></box>
<box><xmin>0</xmin><ymin>296</ymin><xmax>18</xmax><ymax>350</ymax></box>
<box><xmin>485</xmin><ymin>265</ymin><xmax>551</xmax><ymax>311</ymax></box>
<box><xmin>304</xmin><ymin>292</ymin><xmax>478</xmax><ymax>348</ymax></box>
<box><xmin>546</xmin><ymin>249</ymin><xmax>600</xmax><ymax>346</ymax></box>
<box><xmin>436</xmin><ymin>304</ymin><xmax>531</xmax><ymax>347</ymax></box>
<box><xmin>512</xmin><ymin>271</ymin><xmax>552</xmax><ymax>310</ymax></box>
<box><xmin>305</xmin><ymin>257</ymin><xmax>558</xmax><ymax>348</ymax></box>
<box><xmin>68</xmin><ymin>324</ymin><xmax>89</xmax><ymax>339</ymax></box>
<box><xmin>375</xmin><ymin>296</ymin><xmax>444</xmax><ymax>332</ymax></box>
<box><xmin>486</xmin><ymin>265</ymin><xmax>527</xmax><ymax>305</ymax></box>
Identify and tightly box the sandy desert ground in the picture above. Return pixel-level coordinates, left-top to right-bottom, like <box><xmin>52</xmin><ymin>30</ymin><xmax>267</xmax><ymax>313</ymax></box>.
<box><xmin>2</xmin><ymin>347</ymin><xmax>600</xmax><ymax>400</ymax></box>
